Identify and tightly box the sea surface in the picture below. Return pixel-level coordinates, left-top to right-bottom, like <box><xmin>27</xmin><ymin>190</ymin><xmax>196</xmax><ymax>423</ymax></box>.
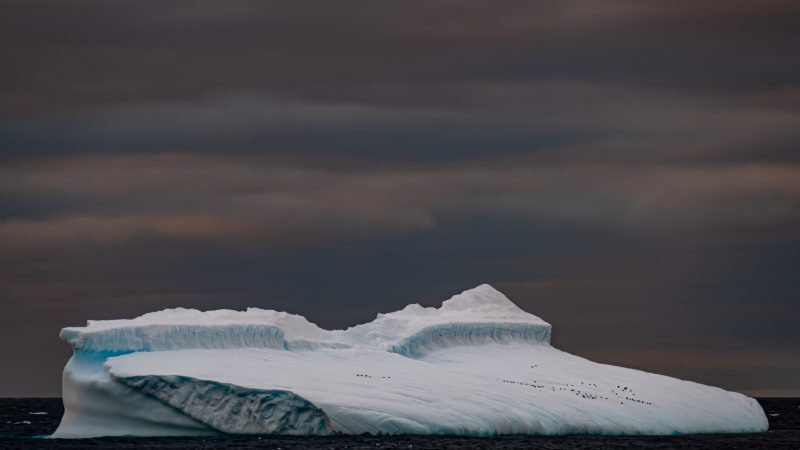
<box><xmin>0</xmin><ymin>397</ymin><xmax>797</xmax><ymax>449</ymax></box>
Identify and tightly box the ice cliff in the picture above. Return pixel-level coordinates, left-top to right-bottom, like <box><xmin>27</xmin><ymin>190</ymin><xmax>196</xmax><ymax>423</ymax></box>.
<box><xmin>53</xmin><ymin>284</ymin><xmax>768</xmax><ymax>438</ymax></box>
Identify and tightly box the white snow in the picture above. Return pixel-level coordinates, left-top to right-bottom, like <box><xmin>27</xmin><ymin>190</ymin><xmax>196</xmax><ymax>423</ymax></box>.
<box><xmin>52</xmin><ymin>284</ymin><xmax>768</xmax><ymax>438</ymax></box>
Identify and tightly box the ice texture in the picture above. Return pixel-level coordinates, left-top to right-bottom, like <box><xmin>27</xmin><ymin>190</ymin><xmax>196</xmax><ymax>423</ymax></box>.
<box><xmin>118</xmin><ymin>376</ymin><xmax>331</xmax><ymax>435</ymax></box>
<box><xmin>53</xmin><ymin>284</ymin><xmax>768</xmax><ymax>438</ymax></box>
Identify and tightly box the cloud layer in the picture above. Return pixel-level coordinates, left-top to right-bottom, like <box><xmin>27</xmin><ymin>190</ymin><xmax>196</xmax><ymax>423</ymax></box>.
<box><xmin>1</xmin><ymin>0</ymin><xmax>799</xmax><ymax>396</ymax></box>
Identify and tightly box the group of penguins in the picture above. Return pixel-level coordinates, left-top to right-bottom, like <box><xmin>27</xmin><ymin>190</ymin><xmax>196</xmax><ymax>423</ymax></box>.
<box><xmin>351</xmin><ymin>366</ymin><xmax>653</xmax><ymax>406</ymax></box>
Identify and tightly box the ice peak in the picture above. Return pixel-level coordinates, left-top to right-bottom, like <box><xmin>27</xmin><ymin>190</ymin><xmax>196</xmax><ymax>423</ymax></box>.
<box><xmin>440</xmin><ymin>283</ymin><xmax>523</xmax><ymax>314</ymax></box>
<box><xmin>464</xmin><ymin>283</ymin><xmax>500</xmax><ymax>295</ymax></box>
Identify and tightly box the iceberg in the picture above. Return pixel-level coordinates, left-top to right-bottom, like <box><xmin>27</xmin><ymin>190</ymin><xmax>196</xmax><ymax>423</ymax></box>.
<box><xmin>53</xmin><ymin>284</ymin><xmax>768</xmax><ymax>438</ymax></box>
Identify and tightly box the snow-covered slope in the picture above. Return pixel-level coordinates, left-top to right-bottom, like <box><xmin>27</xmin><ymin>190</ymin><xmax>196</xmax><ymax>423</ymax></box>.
<box><xmin>53</xmin><ymin>284</ymin><xmax>768</xmax><ymax>438</ymax></box>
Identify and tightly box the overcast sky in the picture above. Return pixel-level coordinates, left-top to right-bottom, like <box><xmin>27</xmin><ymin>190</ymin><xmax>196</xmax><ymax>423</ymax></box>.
<box><xmin>1</xmin><ymin>0</ymin><xmax>799</xmax><ymax>397</ymax></box>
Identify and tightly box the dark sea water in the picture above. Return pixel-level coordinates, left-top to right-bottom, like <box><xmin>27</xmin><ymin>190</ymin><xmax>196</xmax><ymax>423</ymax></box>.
<box><xmin>1</xmin><ymin>398</ymin><xmax>798</xmax><ymax>449</ymax></box>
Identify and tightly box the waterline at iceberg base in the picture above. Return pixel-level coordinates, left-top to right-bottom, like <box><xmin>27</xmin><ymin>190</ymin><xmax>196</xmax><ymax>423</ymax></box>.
<box><xmin>53</xmin><ymin>284</ymin><xmax>768</xmax><ymax>438</ymax></box>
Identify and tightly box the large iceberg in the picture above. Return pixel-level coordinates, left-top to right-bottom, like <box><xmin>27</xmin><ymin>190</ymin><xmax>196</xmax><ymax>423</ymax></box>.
<box><xmin>53</xmin><ymin>284</ymin><xmax>768</xmax><ymax>438</ymax></box>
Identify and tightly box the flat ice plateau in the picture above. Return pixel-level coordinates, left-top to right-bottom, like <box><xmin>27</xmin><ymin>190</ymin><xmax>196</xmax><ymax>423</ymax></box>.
<box><xmin>53</xmin><ymin>284</ymin><xmax>768</xmax><ymax>438</ymax></box>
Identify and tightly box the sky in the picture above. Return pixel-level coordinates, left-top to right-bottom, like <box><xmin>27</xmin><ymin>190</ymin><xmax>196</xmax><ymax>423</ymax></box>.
<box><xmin>1</xmin><ymin>0</ymin><xmax>799</xmax><ymax>397</ymax></box>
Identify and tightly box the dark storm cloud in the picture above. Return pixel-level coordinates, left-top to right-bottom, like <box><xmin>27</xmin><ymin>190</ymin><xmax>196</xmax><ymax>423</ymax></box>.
<box><xmin>2</xmin><ymin>154</ymin><xmax>798</xmax><ymax>253</ymax></box>
<box><xmin>2</xmin><ymin>83</ymin><xmax>799</xmax><ymax>166</ymax></box>
<box><xmin>2</xmin><ymin>0</ymin><xmax>800</xmax><ymax>117</ymax></box>
<box><xmin>1</xmin><ymin>0</ymin><xmax>799</xmax><ymax>396</ymax></box>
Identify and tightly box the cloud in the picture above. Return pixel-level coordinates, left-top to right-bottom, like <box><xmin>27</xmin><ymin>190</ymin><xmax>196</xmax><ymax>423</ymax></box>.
<box><xmin>2</xmin><ymin>82</ymin><xmax>799</xmax><ymax>168</ymax></box>
<box><xmin>2</xmin><ymin>153</ymin><xmax>798</xmax><ymax>257</ymax></box>
<box><xmin>1</xmin><ymin>0</ymin><xmax>799</xmax><ymax>396</ymax></box>
<box><xmin>2</xmin><ymin>0</ymin><xmax>799</xmax><ymax>117</ymax></box>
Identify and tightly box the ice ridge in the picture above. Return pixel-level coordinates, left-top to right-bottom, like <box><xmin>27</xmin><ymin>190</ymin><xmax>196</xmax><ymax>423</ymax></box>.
<box><xmin>59</xmin><ymin>284</ymin><xmax>551</xmax><ymax>354</ymax></box>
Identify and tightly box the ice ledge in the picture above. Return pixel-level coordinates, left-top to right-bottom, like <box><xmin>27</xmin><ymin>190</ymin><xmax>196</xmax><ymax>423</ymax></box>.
<box><xmin>59</xmin><ymin>284</ymin><xmax>551</xmax><ymax>354</ymax></box>
<box><xmin>390</xmin><ymin>322</ymin><xmax>552</xmax><ymax>357</ymax></box>
<box><xmin>60</xmin><ymin>324</ymin><xmax>285</xmax><ymax>352</ymax></box>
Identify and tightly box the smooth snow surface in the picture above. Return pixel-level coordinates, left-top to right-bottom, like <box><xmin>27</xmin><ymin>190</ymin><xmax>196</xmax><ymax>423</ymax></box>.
<box><xmin>53</xmin><ymin>284</ymin><xmax>768</xmax><ymax>438</ymax></box>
